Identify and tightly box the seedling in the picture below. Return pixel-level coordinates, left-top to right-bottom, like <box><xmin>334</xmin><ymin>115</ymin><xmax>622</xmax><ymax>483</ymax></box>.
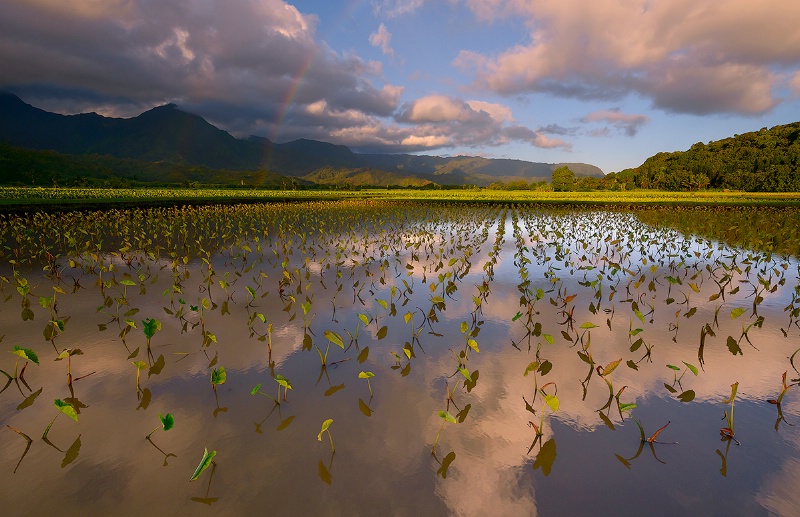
<box><xmin>317</xmin><ymin>418</ymin><xmax>334</xmax><ymax>452</ymax></box>
<box><xmin>42</xmin><ymin>398</ymin><xmax>78</xmax><ymax>439</ymax></box>
<box><xmin>146</xmin><ymin>412</ymin><xmax>175</xmax><ymax>439</ymax></box>
<box><xmin>211</xmin><ymin>366</ymin><xmax>226</xmax><ymax>393</ymax></box>
<box><xmin>190</xmin><ymin>448</ymin><xmax>217</xmax><ymax>481</ymax></box>
<box><xmin>275</xmin><ymin>374</ymin><xmax>293</xmax><ymax>402</ymax></box>
<box><xmin>55</xmin><ymin>348</ymin><xmax>83</xmax><ymax>385</ymax></box>
<box><xmin>132</xmin><ymin>360</ymin><xmax>147</xmax><ymax>392</ymax></box>
<box><xmin>317</xmin><ymin>330</ymin><xmax>345</xmax><ymax>367</ymax></box>
<box><xmin>2</xmin><ymin>346</ymin><xmax>38</xmax><ymax>393</ymax></box>
<box><xmin>358</xmin><ymin>371</ymin><xmax>374</xmax><ymax>398</ymax></box>
<box><xmin>720</xmin><ymin>382</ymin><xmax>740</xmax><ymax>445</ymax></box>
<box><xmin>142</xmin><ymin>317</ymin><xmax>161</xmax><ymax>358</ymax></box>
<box><xmin>432</xmin><ymin>410</ymin><xmax>456</xmax><ymax>455</ymax></box>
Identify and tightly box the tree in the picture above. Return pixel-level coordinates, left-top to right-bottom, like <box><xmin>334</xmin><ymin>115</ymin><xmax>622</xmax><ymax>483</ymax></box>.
<box><xmin>551</xmin><ymin>166</ymin><xmax>575</xmax><ymax>192</ymax></box>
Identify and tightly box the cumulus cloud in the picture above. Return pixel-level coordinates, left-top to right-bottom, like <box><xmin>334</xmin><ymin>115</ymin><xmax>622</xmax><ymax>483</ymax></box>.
<box><xmin>455</xmin><ymin>0</ymin><xmax>800</xmax><ymax>115</ymax></box>
<box><xmin>580</xmin><ymin>108</ymin><xmax>650</xmax><ymax>136</ymax></box>
<box><xmin>0</xmin><ymin>0</ymin><xmax>401</xmax><ymax>139</ymax></box>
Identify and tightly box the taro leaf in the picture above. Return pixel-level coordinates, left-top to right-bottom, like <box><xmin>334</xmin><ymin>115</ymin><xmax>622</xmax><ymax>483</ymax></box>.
<box><xmin>460</xmin><ymin>321</ymin><xmax>469</xmax><ymax>334</ymax></box>
<box><xmin>678</xmin><ymin>390</ymin><xmax>696</xmax><ymax>402</ymax></box>
<box><xmin>358</xmin><ymin>371</ymin><xmax>374</xmax><ymax>379</ymax></box>
<box><xmin>722</xmin><ymin>382</ymin><xmax>739</xmax><ymax>404</ymax></box>
<box><xmin>402</xmin><ymin>348</ymin><xmax>412</xmax><ymax>360</ymax></box>
<box><xmin>633</xmin><ymin>308</ymin><xmax>645</xmax><ymax>324</ymax></box>
<box><xmin>120</xmin><ymin>279</ymin><xmax>137</xmax><ymax>287</ymax></box>
<box><xmin>683</xmin><ymin>362</ymin><xmax>699</xmax><ymax>376</ymax></box>
<box><xmin>189</xmin><ymin>448</ymin><xmax>217</xmax><ymax>481</ymax></box>
<box><xmin>467</xmin><ymin>339</ymin><xmax>480</xmax><ymax>353</ymax></box>
<box><xmin>458</xmin><ymin>367</ymin><xmax>472</xmax><ymax>382</ymax></box>
<box><xmin>275</xmin><ymin>374</ymin><xmax>293</xmax><ymax>390</ymax></box>
<box><xmin>357</xmin><ymin>347</ymin><xmax>369</xmax><ymax>364</ymax></box>
<box><xmin>579</xmin><ymin>322</ymin><xmax>598</xmax><ymax>329</ymax></box>
<box><xmin>358</xmin><ymin>313</ymin><xmax>370</xmax><ymax>326</ymax></box>
<box><xmin>438</xmin><ymin>410</ymin><xmax>457</xmax><ymax>424</ymax></box>
<box><xmin>601</xmin><ymin>359</ymin><xmax>621</xmax><ymax>377</ymax></box>
<box><xmin>726</xmin><ymin>336</ymin><xmax>743</xmax><ymax>356</ymax></box>
<box><xmin>56</xmin><ymin>348</ymin><xmax>83</xmax><ymax>361</ymax></box>
<box><xmin>11</xmin><ymin>346</ymin><xmax>39</xmax><ymax>364</ymax></box>
<box><xmin>663</xmin><ymin>383</ymin><xmax>677</xmax><ymax>394</ymax></box>
<box><xmin>317</xmin><ymin>419</ymin><xmax>334</xmax><ymax>441</ymax></box>
<box><xmin>250</xmin><ymin>383</ymin><xmax>262</xmax><ymax>396</ymax></box>
<box><xmin>524</xmin><ymin>362</ymin><xmax>540</xmax><ymax>376</ymax></box>
<box><xmin>376</xmin><ymin>326</ymin><xmax>388</xmax><ymax>340</ymax></box>
<box><xmin>532</xmin><ymin>438</ymin><xmax>557</xmax><ymax>476</ymax></box>
<box><xmin>324</xmin><ymin>384</ymin><xmax>345</xmax><ymax>396</ymax></box>
<box><xmin>544</xmin><ymin>394</ymin><xmax>560</xmax><ymax>412</ymax></box>
<box><xmin>626</xmin><ymin>360</ymin><xmax>639</xmax><ymax>371</ymax></box>
<box><xmin>324</xmin><ymin>330</ymin><xmax>344</xmax><ymax>349</ymax></box>
<box><xmin>54</xmin><ymin>399</ymin><xmax>78</xmax><ymax>422</ymax></box>
<box><xmin>142</xmin><ymin>318</ymin><xmax>161</xmax><ymax>339</ymax></box>
<box><xmin>730</xmin><ymin>307</ymin><xmax>747</xmax><ymax>319</ymax></box>
<box><xmin>132</xmin><ymin>360</ymin><xmax>147</xmax><ymax>371</ymax></box>
<box><xmin>404</xmin><ymin>312</ymin><xmax>413</xmax><ymax>324</ymax></box>
<box><xmin>211</xmin><ymin>366</ymin><xmax>226</xmax><ymax>386</ymax></box>
<box><xmin>543</xmin><ymin>334</ymin><xmax>554</xmax><ymax>345</ymax></box>
<box><xmin>159</xmin><ymin>412</ymin><xmax>174</xmax><ymax>431</ymax></box>
<box><xmin>539</xmin><ymin>360</ymin><xmax>553</xmax><ymax>376</ymax></box>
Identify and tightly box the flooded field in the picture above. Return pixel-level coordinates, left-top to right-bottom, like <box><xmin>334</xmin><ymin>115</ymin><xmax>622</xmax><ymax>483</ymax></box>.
<box><xmin>1</xmin><ymin>201</ymin><xmax>799</xmax><ymax>516</ymax></box>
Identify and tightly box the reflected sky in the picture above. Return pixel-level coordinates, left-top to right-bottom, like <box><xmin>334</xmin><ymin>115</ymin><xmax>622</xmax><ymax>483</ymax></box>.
<box><xmin>1</xmin><ymin>203</ymin><xmax>799</xmax><ymax>516</ymax></box>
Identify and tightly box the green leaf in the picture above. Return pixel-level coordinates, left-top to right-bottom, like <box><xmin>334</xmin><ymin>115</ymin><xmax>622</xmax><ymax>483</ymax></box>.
<box><xmin>512</xmin><ymin>311</ymin><xmax>523</xmax><ymax>322</ymax></box>
<box><xmin>730</xmin><ymin>307</ymin><xmax>747</xmax><ymax>319</ymax></box>
<box><xmin>189</xmin><ymin>448</ymin><xmax>217</xmax><ymax>481</ymax></box>
<box><xmin>460</xmin><ymin>321</ymin><xmax>469</xmax><ymax>334</ymax></box>
<box><xmin>467</xmin><ymin>339</ymin><xmax>480</xmax><ymax>353</ymax></box>
<box><xmin>323</xmin><ymin>330</ymin><xmax>344</xmax><ymax>349</ymax></box>
<box><xmin>120</xmin><ymin>279</ymin><xmax>137</xmax><ymax>286</ymax></box>
<box><xmin>404</xmin><ymin>312</ymin><xmax>413</xmax><ymax>324</ymax></box>
<box><xmin>601</xmin><ymin>359</ymin><xmax>621</xmax><ymax>377</ymax></box>
<box><xmin>666</xmin><ymin>364</ymin><xmax>681</xmax><ymax>371</ymax></box>
<box><xmin>358</xmin><ymin>371</ymin><xmax>375</xmax><ymax>379</ymax></box>
<box><xmin>358</xmin><ymin>313</ymin><xmax>370</xmax><ymax>326</ymax></box>
<box><xmin>683</xmin><ymin>362</ymin><xmax>699</xmax><ymax>376</ymax></box>
<box><xmin>159</xmin><ymin>412</ymin><xmax>174</xmax><ymax>431</ymax></box>
<box><xmin>458</xmin><ymin>367</ymin><xmax>473</xmax><ymax>382</ymax></box>
<box><xmin>722</xmin><ymin>382</ymin><xmax>739</xmax><ymax>404</ymax></box>
<box><xmin>317</xmin><ymin>418</ymin><xmax>333</xmax><ymax>440</ymax></box>
<box><xmin>250</xmin><ymin>383</ymin><xmax>262</xmax><ymax>396</ymax></box>
<box><xmin>543</xmin><ymin>333</ymin><xmax>554</xmax><ymax>345</ymax></box>
<box><xmin>544</xmin><ymin>394</ymin><xmax>560</xmax><ymax>412</ymax></box>
<box><xmin>376</xmin><ymin>299</ymin><xmax>388</xmax><ymax>310</ymax></box>
<box><xmin>579</xmin><ymin>322</ymin><xmax>598</xmax><ymax>329</ymax></box>
<box><xmin>142</xmin><ymin>318</ymin><xmax>161</xmax><ymax>339</ymax></box>
<box><xmin>11</xmin><ymin>346</ymin><xmax>39</xmax><ymax>364</ymax></box>
<box><xmin>275</xmin><ymin>374</ymin><xmax>292</xmax><ymax>390</ymax></box>
<box><xmin>438</xmin><ymin>410</ymin><xmax>457</xmax><ymax>424</ymax></box>
<box><xmin>524</xmin><ymin>362</ymin><xmax>540</xmax><ymax>376</ymax></box>
<box><xmin>54</xmin><ymin>399</ymin><xmax>78</xmax><ymax>422</ymax></box>
<box><xmin>678</xmin><ymin>390</ymin><xmax>696</xmax><ymax>402</ymax></box>
<box><xmin>132</xmin><ymin>360</ymin><xmax>148</xmax><ymax>370</ymax></box>
<box><xmin>211</xmin><ymin>366</ymin><xmax>226</xmax><ymax>386</ymax></box>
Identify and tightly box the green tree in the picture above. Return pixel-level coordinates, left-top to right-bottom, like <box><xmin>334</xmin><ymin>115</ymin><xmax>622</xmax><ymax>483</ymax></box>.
<box><xmin>551</xmin><ymin>166</ymin><xmax>575</xmax><ymax>192</ymax></box>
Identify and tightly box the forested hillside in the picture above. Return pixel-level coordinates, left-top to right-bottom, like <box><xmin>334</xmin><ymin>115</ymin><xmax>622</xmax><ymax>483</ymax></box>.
<box><xmin>621</xmin><ymin>122</ymin><xmax>800</xmax><ymax>191</ymax></box>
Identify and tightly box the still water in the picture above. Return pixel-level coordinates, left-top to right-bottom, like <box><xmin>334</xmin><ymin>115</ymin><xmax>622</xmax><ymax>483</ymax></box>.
<box><xmin>1</xmin><ymin>202</ymin><xmax>799</xmax><ymax>516</ymax></box>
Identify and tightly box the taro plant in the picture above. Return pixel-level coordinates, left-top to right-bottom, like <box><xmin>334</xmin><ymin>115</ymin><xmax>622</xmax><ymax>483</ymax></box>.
<box><xmin>132</xmin><ymin>360</ymin><xmax>147</xmax><ymax>392</ymax></box>
<box><xmin>190</xmin><ymin>448</ymin><xmax>217</xmax><ymax>481</ymax></box>
<box><xmin>211</xmin><ymin>366</ymin><xmax>226</xmax><ymax>393</ymax></box>
<box><xmin>317</xmin><ymin>330</ymin><xmax>345</xmax><ymax>367</ymax></box>
<box><xmin>317</xmin><ymin>418</ymin><xmax>334</xmax><ymax>452</ymax></box>
<box><xmin>2</xmin><ymin>345</ymin><xmax>39</xmax><ymax>385</ymax></box>
<box><xmin>146</xmin><ymin>412</ymin><xmax>175</xmax><ymax>439</ymax></box>
<box><xmin>720</xmin><ymin>381</ymin><xmax>740</xmax><ymax>445</ymax></box>
<box><xmin>358</xmin><ymin>371</ymin><xmax>375</xmax><ymax>398</ymax></box>
<box><xmin>142</xmin><ymin>317</ymin><xmax>161</xmax><ymax>358</ymax></box>
<box><xmin>432</xmin><ymin>410</ymin><xmax>456</xmax><ymax>455</ymax></box>
<box><xmin>55</xmin><ymin>348</ymin><xmax>83</xmax><ymax>386</ymax></box>
<box><xmin>42</xmin><ymin>398</ymin><xmax>78</xmax><ymax>439</ymax></box>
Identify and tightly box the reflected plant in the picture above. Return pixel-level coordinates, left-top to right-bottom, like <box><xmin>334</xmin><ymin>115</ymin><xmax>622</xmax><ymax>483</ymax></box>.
<box><xmin>526</xmin><ymin>382</ymin><xmax>560</xmax><ymax>453</ymax></box>
<box><xmin>664</xmin><ymin>361</ymin><xmax>698</xmax><ymax>402</ymax></box>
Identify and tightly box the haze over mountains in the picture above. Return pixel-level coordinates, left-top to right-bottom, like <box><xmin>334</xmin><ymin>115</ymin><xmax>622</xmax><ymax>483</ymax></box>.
<box><xmin>0</xmin><ymin>93</ymin><xmax>603</xmax><ymax>187</ymax></box>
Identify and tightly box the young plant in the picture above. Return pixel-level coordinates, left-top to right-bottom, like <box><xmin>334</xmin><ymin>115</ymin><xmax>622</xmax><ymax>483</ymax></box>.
<box><xmin>132</xmin><ymin>360</ymin><xmax>147</xmax><ymax>392</ymax></box>
<box><xmin>42</xmin><ymin>398</ymin><xmax>78</xmax><ymax>439</ymax></box>
<box><xmin>720</xmin><ymin>381</ymin><xmax>740</xmax><ymax>445</ymax></box>
<box><xmin>142</xmin><ymin>317</ymin><xmax>161</xmax><ymax>357</ymax></box>
<box><xmin>211</xmin><ymin>366</ymin><xmax>226</xmax><ymax>393</ymax></box>
<box><xmin>146</xmin><ymin>412</ymin><xmax>175</xmax><ymax>439</ymax></box>
<box><xmin>275</xmin><ymin>374</ymin><xmax>293</xmax><ymax>402</ymax></box>
<box><xmin>2</xmin><ymin>346</ymin><xmax>39</xmax><ymax>387</ymax></box>
<box><xmin>190</xmin><ymin>448</ymin><xmax>217</xmax><ymax>481</ymax></box>
<box><xmin>317</xmin><ymin>418</ymin><xmax>334</xmax><ymax>452</ymax></box>
<box><xmin>317</xmin><ymin>330</ymin><xmax>345</xmax><ymax>367</ymax></box>
<box><xmin>432</xmin><ymin>410</ymin><xmax>456</xmax><ymax>455</ymax></box>
<box><xmin>55</xmin><ymin>348</ymin><xmax>83</xmax><ymax>385</ymax></box>
<box><xmin>358</xmin><ymin>371</ymin><xmax>375</xmax><ymax>398</ymax></box>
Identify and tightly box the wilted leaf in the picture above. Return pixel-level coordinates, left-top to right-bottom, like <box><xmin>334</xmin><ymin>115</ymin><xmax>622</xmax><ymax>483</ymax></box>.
<box><xmin>189</xmin><ymin>448</ymin><xmax>216</xmax><ymax>481</ymax></box>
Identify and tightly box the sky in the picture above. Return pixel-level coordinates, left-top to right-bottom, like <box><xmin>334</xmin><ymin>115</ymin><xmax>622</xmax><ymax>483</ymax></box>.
<box><xmin>2</xmin><ymin>0</ymin><xmax>800</xmax><ymax>173</ymax></box>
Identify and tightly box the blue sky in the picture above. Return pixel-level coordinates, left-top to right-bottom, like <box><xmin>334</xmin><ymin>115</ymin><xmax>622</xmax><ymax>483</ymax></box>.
<box><xmin>2</xmin><ymin>0</ymin><xmax>800</xmax><ymax>173</ymax></box>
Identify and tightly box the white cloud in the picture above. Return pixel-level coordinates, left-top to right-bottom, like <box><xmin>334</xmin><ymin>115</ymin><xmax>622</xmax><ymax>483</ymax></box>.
<box><xmin>369</xmin><ymin>23</ymin><xmax>395</xmax><ymax>59</ymax></box>
<box><xmin>372</xmin><ymin>0</ymin><xmax>425</xmax><ymax>17</ymax></box>
<box><xmin>455</xmin><ymin>0</ymin><xmax>800</xmax><ymax>115</ymax></box>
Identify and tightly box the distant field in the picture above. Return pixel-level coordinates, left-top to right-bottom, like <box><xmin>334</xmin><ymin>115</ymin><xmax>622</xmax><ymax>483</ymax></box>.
<box><xmin>1</xmin><ymin>186</ymin><xmax>799</xmax><ymax>209</ymax></box>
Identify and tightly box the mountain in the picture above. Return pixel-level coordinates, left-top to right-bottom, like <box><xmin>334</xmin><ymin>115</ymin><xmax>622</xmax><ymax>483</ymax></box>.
<box><xmin>0</xmin><ymin>93</ymin><xmax>603</xmax><ymax>186</ymax></box>
<box><xmin>617</xmin><ymin>122</ymin><xmax>800</xmax><ymax>192</ymax></box>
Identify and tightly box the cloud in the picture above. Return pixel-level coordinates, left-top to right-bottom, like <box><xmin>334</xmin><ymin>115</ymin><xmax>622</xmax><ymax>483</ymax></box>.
<box><xmin>372</xmin><ymin>0</ymin><xmax>425</xmax><ymax>17</ymax></box>
<box><xmin>580</xmin><ymin>108</ymin><xmax>650</xmax><ymax>136</ymax></box>
<box><xmin>0</xmin><ymin>0</ymin><xmax>401</xmax><ymax>138</ymax></box>
<box><xmin>369</xmin><ymin>23</ymin><xmax>396</xmax><ymax>59</ymax></box>
<box><xmin>455</xmin><ymin>0</ymin><xmax>800</xmax><ymax>115</ymax></box>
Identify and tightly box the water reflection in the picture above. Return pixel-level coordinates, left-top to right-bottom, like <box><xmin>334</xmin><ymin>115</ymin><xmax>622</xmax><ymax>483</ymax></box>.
<box><xmin>0</xmin><ymin>203</ymin><xmax>799</xmax><ymax>515</ymax></box>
